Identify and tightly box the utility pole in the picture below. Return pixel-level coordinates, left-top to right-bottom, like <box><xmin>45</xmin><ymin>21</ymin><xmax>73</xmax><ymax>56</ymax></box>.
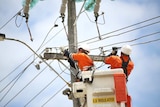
<box><xmin>43</xmin><ymin>0</ymin><xmax>105</xmax><ymax>107</ymax></box>
<box><xmin>67</xmin><ymin>0</ymin><xmax>80</xmax><ymax>107</ymax></box>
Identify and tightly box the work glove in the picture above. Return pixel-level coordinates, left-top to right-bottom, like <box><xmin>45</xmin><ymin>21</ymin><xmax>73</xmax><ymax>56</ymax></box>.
<box><xmin>107</xmin><ymin>47</ymin><xmax>118</xmax><ymax>57</ymax></box>
<box><xmin>64</xmin><ymin>49</ymin><xmax>70</xmax><ymax>58</ymax></box>
<box><xmin>111</xmin><ymin>50</ymin><xmax>117</xmax><ymax>55</ymax></box>
<box><xmin>112</xmin><ymin>47</ymin><xmax>118</xmax><ymax>55</ymax></box>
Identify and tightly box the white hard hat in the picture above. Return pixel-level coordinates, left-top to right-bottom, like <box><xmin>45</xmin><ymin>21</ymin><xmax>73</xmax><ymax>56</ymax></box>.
<box><xmin>121</xmin><ymin>45</ymin><xmax>132</xmax><ymax>55</ymax></box>
<box><xmin>79</xmin><ymin>43</ymin><xmax>90</xmax><ymax>53</ymax></box>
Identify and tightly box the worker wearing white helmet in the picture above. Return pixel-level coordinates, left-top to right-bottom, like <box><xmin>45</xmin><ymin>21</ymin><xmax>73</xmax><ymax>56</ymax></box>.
<box><xmin>63</xmin><ymin>43</ymin><xmax>94</xmax><ymax>71</ymax></box>
<box><xmin>104</xmin><ymin>45</ymin><xmax>134</xmax><ymax>79</ymax></box>
<box><xmin>121</xmin><ymin>45</ymin><xmax>132</xmax><ymax>55</ymax></box>
<box><xmin>104</xmin><ymin>45</ymin><xmax>134</xmax><ymax>107</ymax></box>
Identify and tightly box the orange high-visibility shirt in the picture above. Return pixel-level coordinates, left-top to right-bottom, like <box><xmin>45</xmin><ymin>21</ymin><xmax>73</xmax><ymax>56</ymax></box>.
<box><xmin>71</xmin><ymin>52</ymin><xmax>94</xmax><ymax>71</ymax></box>
<box><xmin>104</xmin><ymin>55</ymin><xmax>134</xmax><ymax>76</ymax></box>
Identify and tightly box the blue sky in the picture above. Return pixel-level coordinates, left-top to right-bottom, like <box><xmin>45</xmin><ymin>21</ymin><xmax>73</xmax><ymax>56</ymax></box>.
<box><xmin>0</xmin><ymin>0</ymin><xmax>160</xmax><ymax>107</ymax></box>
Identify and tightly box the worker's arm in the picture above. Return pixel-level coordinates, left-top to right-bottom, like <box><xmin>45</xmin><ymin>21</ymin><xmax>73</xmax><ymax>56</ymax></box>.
<box><xmin>63</xmin><ymin>49</ymin><xmax>77</xmax><ymax>69</ymax></box>
<box><xmin>104</xmin><ymin>48</ymin><xmax>118</xmax><ymax>63</ymax></box>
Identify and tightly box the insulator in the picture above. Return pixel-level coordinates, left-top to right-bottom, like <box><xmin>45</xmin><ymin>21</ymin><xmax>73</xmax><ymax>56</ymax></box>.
<box><xmin>94</xmin><ymin>0</ymin><xmax>101</xmax><ymax>13</ymax></box>
<box><xmin>23</xmin><ymin>0</ymin><xmax>31</xmax><ymax>15</ymax></box>
<box><xmin>60</xmin><ymin>0</ymin><xmax>68</xmax><ymax>14</ymax></box>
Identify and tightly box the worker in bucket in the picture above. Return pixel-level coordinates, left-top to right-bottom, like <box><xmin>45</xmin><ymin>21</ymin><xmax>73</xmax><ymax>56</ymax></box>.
<box><xmin>64</xmin><ymin>44</ymin><xmax>94</xmax><ymax>71</ymax></box>
<box><xmin>104</xmin><ymin>44</ymin><xmax>134</xmax><ymax>107</ymax></box>
<box><xmin>63</xmin><ymin>43</ymin><xmax>94</xmax><ymax>72</ymax></box>
<box><xmin>104</xmin><ymin>44</ymin><xmax>134</xmax><ymax>80</ymax></box>
<box><xmin>62</xmin><ymin>43</ymin><xmax>94</xmax><ymax>101</ymax></box>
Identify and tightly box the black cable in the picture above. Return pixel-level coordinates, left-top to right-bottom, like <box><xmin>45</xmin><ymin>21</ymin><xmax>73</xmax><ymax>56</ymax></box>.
<box><xmin>0</xmin><ymin>61</ymin><xmax>33</xmax><ymax>102</ymax></box>
<box><xmin>65</xmin><ymin>15</ymin><xmax>160</xmax><ymax>48</ymax></box>
<box><xmin>3</xmin><ymin>61</ymin><xmax>54</xmax><ymax>107</ymax></box>
<box><xmin>84</xmin><ymin>11</ymin><xmax>105</xmax><ymax>25</ymax></box>
<box><xmin>0</xmin><ymin>61</ymin><xmax>33</xmax><ymax>93</ymax></box>
<box><xmin>79</xmin><ymin>15</ymin><xmax>160</xmax><ymax>44</ymax></box>
<box><xmin>0</xmin><ymin>8</ymin><xmax>23</xmax><ymax>30</ymax></box>
<box><xmin>24</xmin><ymin>68</ymin><xmax>67</xmax><ymax>107</ymax></box>
<box><xmin>36</xmin><ymin>16</ymin><xmax>60</xmax><ymax>52</ymax></box>
<box><xmin>131</xmin><ymin>38</ymin><xmax>160</xmax><ymax>46</ymax></box>
<box><xmin>90</xmin><ymin>31</ymin><xmax>160</xmax><ymax>51</ymax></box>
<box><xmin>0</xmin><ymin>56</ymin><xmax>32</xmax><ymax>83</ymax></box>
<box><xmin>88</xmin><ymin>20</ymin><xmax>160</xmax><ymax>44</ymax></box>
<box><xmin>0</xmin><ymin>18</ymin><xmax>63</xmax><ymax>90</ymax></box>
<box><xmin>41</xmin><ymin>84</ymin><xmax>67</xmax><ymax>107</ymax></box>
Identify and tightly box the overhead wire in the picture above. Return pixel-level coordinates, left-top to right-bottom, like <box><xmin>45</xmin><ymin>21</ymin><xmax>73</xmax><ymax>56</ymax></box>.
<box><xmin>35</xmin><ymin>16</ymin><xmax>160</xmax><ymax>64</ymax></box>
<box><xmin>63</xmin><ymin>15</ymin><xmax>160</xmax><ymax>48</ymax></box>
<box><xmin>73</xmin><ymin>0</ymin><xmax>87</xmax><ymax>26</ymax></box>
<box><xmin>37</xmin><ymin>27</ymin><xmax>65</xmax><ymax>49</ymax></box>
<box><xmin>41</xmin><ymin>84</ymin><xmax>67</xmax><ymax>107</ymax></box>
<box><xmin>24</xmin><ymin>67</ymin><xmax>68</xmax><ymax>107</ymax></box>
<box><xmin>79</xmin><ymin>15</ymin><xmax>160</xmax><ymax>44</ymax></box>
<box><xmin>1</xmin><ymin>15</ymin><xmax>67</xmax><ymax>106</ymax></box>
<box><xmin>0</xmin><ymin>61</ymin><xmax>33</xmax><ymax>102</ymax></box>
<box><xmin>0</xmin><ymin>61</ymin><xmax>33</xmax><ymax>93</ymax></box>
<box><xmin>59</xmin><ymin>14</ymin><xmax>68</xmax><ymax>39</ymax></box>
<box><xmin>84</xmin><ymin>11</ymin><xmax>105</xmax><ymax>25</ymax></box>
<box><xmin>0</xmin><ymin>14</ymin><xmax>64</xmax><ymax>90</ymax></box>
<box><xmin>0</xmin><ymin>8</ymin><xmax>23</xmax><ymax>30</ymax></box>
<box><xmin>1</xmin><ymin>3</ymin><xmax>160</xmax><ymax>106</ymax></box>
<box><xmin>90</xmin><ymin>31</ymin><xmax>160</xmax><ymax>51</ymax></box>
<box><xmin>0</xmin><ymin>7</ymin><xmax>41</xmax><ymax>85</ymax></box>
<box><xmin>1</xmin><ymin>1</ymin><xmax>75</xmax><ymax>106</ymax></box>
<box><xmin>0</xmin><ymin>55</ymin><xmax>32</xmax><ymax>82</ymax></box>
<box><xmin>3</xmin><ymin>61</ymin><xmax>54</xmax><ymax>107</ymax></box>
<box><xmin>87</xmin><ymin>20</ymin><xmax>160</xmax><ymax>44</ymax></box>
<box><xmin>36</xmin><ymin>16</ymin><xmax>60</xmax><ymax>52</ymax></box>
<box><xmin>36</xmin><ymin>15</ymin><xmax>159</xmax><ymax>50</ymax></box>
<box><xmin>131</xmin><ymin>38</ymin><xmax>160</xmax><ymax>46</ymax></box>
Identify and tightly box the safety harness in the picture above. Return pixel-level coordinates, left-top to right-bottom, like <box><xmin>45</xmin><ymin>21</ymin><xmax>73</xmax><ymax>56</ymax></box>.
<box><xmin>121</xmin><ymin>56</ymin><xmax>130</xmax><ymax>82</ymax></box>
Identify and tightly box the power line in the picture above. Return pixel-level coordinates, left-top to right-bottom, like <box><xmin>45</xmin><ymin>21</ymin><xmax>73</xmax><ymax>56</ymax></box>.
<box><xmin>36</xmin><ymin>16</ymin><xmax>60</xmax><ymax>52</ymax></box>
<box><xmin>87</xmin><ymin>20</ymin><xmax>160</xmax><ymax>44</ymax></box>
<box><xmin>90</xmin><ymin>31</ymin><xmax>160</xmax><ymax>51</ymax></box>
<box><xmin>3</xmin><ymin>61</ymin><xmax>54</xmax><ymax>107</ymax></box>
<box><xmin>1</xmin><ymin>2</ymin><xmax>159</xmax><ymax>106</ymax></box>
<box><xmin>24</xmin><ymin>68</ymin><xmax>68</xmax><ymax>107</ymax></box>
<box><xmin>0</xmin><ymin>8</ymin><xmax>23</xmax><ymax>30</ymax></box>
<box><xmin>1</xmin><ymin>17</ymin><xmax>67</xmax><ymax>106</ymax></box>
<box><xmin>62</xmin><ymin>15</ymin><xmax>160</xmax><ymax>48</ymax></box>
<box><xmin>131</xmin><ymin>38</ymin><xmax>160</xmax><ymax>46</ymax></box>
<box><xmin>41</xmin><ymin>84</ymin><xmax>67</xmax><ymax>107</ymax></box>
<box><xmin>79</xmin><ymin>15</ymin><xmax>160</xmax><ymax>44</ymax></box>
<box><xmin>42</xmin><ymin>16</ymin><xmax>160</xmax><ymax>52</ymax></box>
<box><xmin>0</xmin><ymin>61</ymin><xmax>33</xmax><ymax>102</ymax></box>
<box><xmin>0</xmin><ymin>9</ymin><xmax>64</xmax><ymax>90</ymax></box>
<box><xmin>0</xmin><ymin>55</ymin><xmax>32</xmax><ymax>82</ymax></box>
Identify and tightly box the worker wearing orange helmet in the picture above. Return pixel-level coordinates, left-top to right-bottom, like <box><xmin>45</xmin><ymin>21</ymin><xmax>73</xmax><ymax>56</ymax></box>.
<box><xmin>104</xmin><ymin>45</ymin><xmax>134</xmax><ymax>79</ymax></box>
<box><xmin>63</xmin><ymin>43</ymin><xmax>94</xmax><ymax>71</ymax></box>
